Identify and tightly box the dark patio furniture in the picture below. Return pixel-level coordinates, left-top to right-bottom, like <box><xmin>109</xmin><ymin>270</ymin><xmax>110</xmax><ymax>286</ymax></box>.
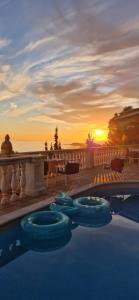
<box><xmin>57</xmin><ymin>162</ymin><xmax>80</xmax><ymax>186</ymax></box>
<box><xmin>111</xmin><ymin>158</ymin><xmax>124</xmax><ymax>173</ymax></box>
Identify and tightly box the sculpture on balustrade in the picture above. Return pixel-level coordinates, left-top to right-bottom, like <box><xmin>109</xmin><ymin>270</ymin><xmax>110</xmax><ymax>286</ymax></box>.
<box><xmin>86</xmin><ymin>133</ymin><xmax>94</xmax><ymax>148</ymax></box>
<box><xmin>1</xmin><ymin>134</ymin><xmax>14</xmax><ymax>156</ymax></box>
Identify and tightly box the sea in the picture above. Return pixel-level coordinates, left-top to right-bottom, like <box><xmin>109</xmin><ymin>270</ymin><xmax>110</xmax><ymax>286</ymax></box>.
<box><xmin>12</xmin><ymin>141</ymin><xmax>81</xmax><ymax>153</ymax></box>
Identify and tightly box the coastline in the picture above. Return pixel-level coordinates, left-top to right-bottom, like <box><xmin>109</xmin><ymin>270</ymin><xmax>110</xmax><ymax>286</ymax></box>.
<box><xmin>11</xmin><ymin>140</ymin><xmax>84</xmax><ymax>152</ymax></box>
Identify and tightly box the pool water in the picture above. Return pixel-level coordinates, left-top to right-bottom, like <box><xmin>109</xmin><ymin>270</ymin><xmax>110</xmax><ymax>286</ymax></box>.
<box><xmin>0</xmin><ymin>196</ymin><xmax>139</xmax><ymax>300</ymax></box>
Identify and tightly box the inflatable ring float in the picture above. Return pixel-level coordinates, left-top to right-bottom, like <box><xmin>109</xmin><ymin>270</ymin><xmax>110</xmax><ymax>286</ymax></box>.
<box><xmin>55</xmin><ymin>192</ymin><xmax>73</xmax><ymax>206</ymax></box>
<box><xmin>73</xmin><ymin>197</ymin><xmax>111</xmax><ymax>227</ymax></box>
<box><xmin>49</xmin><ymin>202</ymin><xmax>79</xmax><ymax>217</ymax></box>
<box><xmin>74</xmin><ymin>197</ymin><xmax>110</xmax><ymax>216</ymax></box>
<box><xmin>21</xmin><ymin>211</ymin><xmax>71</xmax><ymax>240</ymax></box>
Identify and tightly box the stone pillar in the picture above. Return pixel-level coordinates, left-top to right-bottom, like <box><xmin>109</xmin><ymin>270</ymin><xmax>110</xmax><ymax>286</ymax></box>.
<box><xmin>19</xmin><ymin>162</ymin><xmax>26</xmax><ymax>199</ymax></box>
<box><xmin>25</xmin><ymin>157</ymin><xmax>46</xmax><ymax>197</ymax></box>
<box><xmin>11</xmin><ymin>163</ymin><xmax>19</xmax><ymax>202</ymax></box>
<box><xmin>86</xmin><ymin>149</ymin><xmax>94</xmax><ymax>168</ymax></box>
<box><xmin>1</xmin><ymin>164</ymin><xmax>9</xmax><ymax>205</ymax></box>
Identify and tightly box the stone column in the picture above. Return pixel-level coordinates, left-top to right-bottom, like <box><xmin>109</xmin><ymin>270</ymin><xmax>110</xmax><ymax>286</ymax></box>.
<box><xmin>1</xmin><ymin>164</ymin><xmax>9</xmax><ymax>205</ymax></box>
<box><xmin>19</xmin><ymin>162</ymin><xmax>26</xmax><ymax>199</ymax></box>
<box><xmin>86</xmin><ymin>149</ymin><xmax>94</xmax><ymax>168</ymax></box>
<box><xmin>25</xmin><ymin>157</ymin><xmax>46</xmax><ymax>197</ymax></box>
<box><xmin>11</xmin><ymin>163</ymin><xmax>19</xmax><ymax>202</ymax></box>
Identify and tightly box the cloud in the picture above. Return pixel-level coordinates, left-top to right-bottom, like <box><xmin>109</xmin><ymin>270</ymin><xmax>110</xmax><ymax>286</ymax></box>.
<box><xmin>7</xmin><ymin>73</ymin><xmax>30</xmax><ymax>94</ymax></box>
<box><xmin>8</xmin><ymin>102</ymin><xmax>44</xmax><ymax>117</ymax></box>
<box><xmin>10</xmin><ymin>102</ymin><xmax>17</xmax><ymax>110</ymax></box>
<box><xmin>60</xmin><ymin>9</ymin><xmax>139</xmax><ymax>57</ymax></box>
<box><xmin>30</xmin><ymin>67</ymin><xmax>139</xmax><ymax>128</ymax></box>
<box><xmin>1</xmin><ymin>101</ymin><xmax>45</xmax><ymax>117</ymax></box>
<box><xmin>0</xmin><ymin>37</ymin><xmax>11</xmax><ymax>49</ymax></box>
<box><xmin>28</xmin><ymin>114</ymin><xmax>67</xmax><ymax>125</ymax></box>
<box><xmin>16</xmin><ymin>36</ymin><xmax>56</xmax><ymax>56</ymax></box>
<box><xmin>1</xmin><ymin>0</ymin><xmax>139</xmax><ymax>136</ymax></box>
<box><xmin>0</xmin><ymin>69</ymin><xmax>30</xmax><ymax>101</ymax></box>
<box><xmin>31</xmin><ymin>80</ymin><xmax>81</xmax><ymax>96</ymax></box>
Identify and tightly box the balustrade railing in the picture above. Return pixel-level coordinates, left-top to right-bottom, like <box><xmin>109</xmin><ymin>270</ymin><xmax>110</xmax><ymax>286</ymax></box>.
<box><xmin>0</xmin><ymin>145</ymin><xmax>139</xmax><ymax>206</ymax></box>
<box><xmin>19</xmin><ymin>144</ymin><xmax>139</xmax><ymax>168</ymax></box>
<box><xmin>0</xmin><ymin>155</ymin><xmax>46</xmax><ymax>206</ymax></box>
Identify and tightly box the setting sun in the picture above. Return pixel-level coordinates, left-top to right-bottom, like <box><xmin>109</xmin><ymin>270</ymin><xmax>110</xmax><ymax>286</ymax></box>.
<box><xmin>94</xmin><ymin>129</ymin><xmax>108</xmax><ymax>142</ymax></box>
<box><xmin>95</xmin><ymin>129</ymin><xmax>104</xmax><ymax>136</ymax></box>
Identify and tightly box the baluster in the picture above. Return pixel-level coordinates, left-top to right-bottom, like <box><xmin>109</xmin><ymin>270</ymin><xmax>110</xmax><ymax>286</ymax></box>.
<box><xmin>11</xmin><ymin>164</ymin><xmax>18</xmax><ymax>202</ymax></box>
<box><xmin>16</xmin><ymin>164</ymin><xmax>20</xmax><ymax>190</ymax></box>
<box><xmin>1</xmin><ymin>165</ymin><xmax>9</xmax><ymax>205</ymax></box>
<box><xmin>80</xmin><ymin>152</ymin><xmax>83</xmax><ymax>169</ymax></box>
<box><xmin>82</xmin><ymin>151</ymin><xmax>84</xmax><ymax>169</ymax></box>
<box><xmin>19</xmin><ymin>162</ymin><xmax>26</xmax><ymax>199</ymax></box>
<box><xmin>97</xmin><ymin>151</ymin><xmax>99</xmax><ymax>166</ymax></box>
<box><xmin>80</xmin><ymin>152</ymin><xmax>82</xmax><ymax>168</ymax></box>
<box><xmin>94</xmin><ymin>150</ymin><xmax>95</xmax><ymax>166</ymax></box>
<box><xmin>83</xmin><ymin>152</ymin><xmax>85</xmax><ymax>169</ymax></box>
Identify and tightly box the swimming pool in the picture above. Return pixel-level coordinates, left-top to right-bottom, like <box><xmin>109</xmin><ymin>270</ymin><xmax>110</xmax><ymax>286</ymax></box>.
<box><xmin>0</xmin><ymin>190</ymin><xmax>139</xmax><ymax>300</ymax></box>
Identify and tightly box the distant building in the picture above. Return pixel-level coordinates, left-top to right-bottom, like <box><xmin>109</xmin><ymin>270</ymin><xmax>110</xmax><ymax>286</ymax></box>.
<box><xmin>108</xmin><ymin>107</ymin><xmax>139</xmax><ymax>145</ymax></box>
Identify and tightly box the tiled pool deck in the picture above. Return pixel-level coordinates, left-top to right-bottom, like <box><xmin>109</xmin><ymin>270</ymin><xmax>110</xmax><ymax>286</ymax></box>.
<box><xmin>0</xmin><ymin>163</ymin><xmax>139</xmax><ymax>226</ymax></box>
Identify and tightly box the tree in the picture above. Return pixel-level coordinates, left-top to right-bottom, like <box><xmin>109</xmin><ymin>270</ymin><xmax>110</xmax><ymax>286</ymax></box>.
<box><xmin>108</xmin><ymin>107</ymin><xmax>139</xmax><ymax>145</ymax></box>
<box><xmin>54</xmin><ymin>127</ymin><xmax>59</xmax><ymax>150</ymax></box>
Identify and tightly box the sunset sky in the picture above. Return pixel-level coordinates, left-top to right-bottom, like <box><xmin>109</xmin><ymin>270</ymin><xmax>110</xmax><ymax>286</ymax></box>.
<box><xmin>0</xmin><ymin>0</ymin><xmax>139</xmax><ymax>143</ymax></box>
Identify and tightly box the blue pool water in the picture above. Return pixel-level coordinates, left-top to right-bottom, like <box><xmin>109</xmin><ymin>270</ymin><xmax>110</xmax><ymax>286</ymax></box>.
<box><xmin>0</xmin><ymin>196</ymin><xmax>139</xmax><ymax>300</ymax></box>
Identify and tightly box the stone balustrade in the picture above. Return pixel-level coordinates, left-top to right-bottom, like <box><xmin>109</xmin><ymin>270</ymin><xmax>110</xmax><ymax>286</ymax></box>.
<box><xmin>0</xmin><ymin>155</ymin><xmax>46</xmax><ymax>206</ymax></box>
<box><xmin>19</xmin><ymin>144</ymin><xmax>139</xmax><ymax>168</ymax></box>
<box><xmin>93</xmin><ymin>146</ymin><xmax>127</xmax><ymax>166</ymax></box>
<box><xmin>0</xmin><ymin>145</ymin><xmax>139</xmax><ymax>206</ymax></box>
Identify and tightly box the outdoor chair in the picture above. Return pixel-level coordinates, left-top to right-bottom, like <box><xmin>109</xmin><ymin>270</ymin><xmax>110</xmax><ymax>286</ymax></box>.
<box><xmin>111</xmin><ymin>158</ymin><xmax>124</xmax><ymax>173</ymax></box>
<box><xmin>103</xmin><ymin>158</ymin><xmax>124</xmax><ymax>173</ymax></box>
<box><xmin>57</xmin><ymin>162</ymin><xmax>80</xmax><ymax>186</ymax></box>
<box><xmin>44</xmin><ymin>161</ymin><xmax>49</xmax><ymax>187</ymax></box>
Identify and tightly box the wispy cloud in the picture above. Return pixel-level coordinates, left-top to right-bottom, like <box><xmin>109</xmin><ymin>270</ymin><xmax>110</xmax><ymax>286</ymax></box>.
<box><xmin>0</xmin><ymin>0</ymin><xmax>139</xmax><ymax>139</ymax></box>
<box><xmin>16</xmin><ymin>36</ymin><xmax>56</xmax><ymax>56</ymax></box>
<box><xmin>0</xmin><ymin>70</ymin><xmax>30</xmax><ymax>101</ymax></box>
<box><xmin>0</xmin><ymin>37</ymin><xmax>11</xmax><ymax>48</ymax></box>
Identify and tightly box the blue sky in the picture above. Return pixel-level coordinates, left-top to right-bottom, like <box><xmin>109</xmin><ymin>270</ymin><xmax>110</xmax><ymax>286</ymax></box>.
<box><xmin>0</xmin><ymin>0</ymin><xmax>139</xmax><ymax>141</ymax></box>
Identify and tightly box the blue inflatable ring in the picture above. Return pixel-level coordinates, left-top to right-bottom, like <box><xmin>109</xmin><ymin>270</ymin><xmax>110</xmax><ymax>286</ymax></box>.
<box><xmin>21</xmin><ymin>211</ymin><xmax>71</xmax><ymax>240</ymax></box>
<box><xmin>50</xmin><ymin>203</ymin><xmax>79</xmax><ymax>217</ymax></box>
<box><xmin>74</xmin><ymin>197</ymin><xmax>110</xmax><ymax>216</ymax></box>
<box><xmin>55</xmin><ymin>192</ymin><xmax>73</xmax><ymax>206</ymax></box>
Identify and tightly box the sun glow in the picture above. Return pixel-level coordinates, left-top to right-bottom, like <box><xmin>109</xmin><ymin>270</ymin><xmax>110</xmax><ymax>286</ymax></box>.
<box><xmin>94</xmin><ymin>129</ymin><xmax>108</xmax><ymax>142</ymax></box>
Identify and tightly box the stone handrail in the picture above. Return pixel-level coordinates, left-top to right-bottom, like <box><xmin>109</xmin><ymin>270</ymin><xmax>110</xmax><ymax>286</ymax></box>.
<box><xmin>17</xmin><ymin>144</ymin><xmax>139</xmax><ymax>168</ymax></box>
<box><xmin>0</xmin><ymin>155</ymin><xmax>46</xmax><ymax>206</ymax></box>
<box><xmin>0</xmin><ymin>145</ymin><xmax>139</xmax><ymax>206</ymax></box>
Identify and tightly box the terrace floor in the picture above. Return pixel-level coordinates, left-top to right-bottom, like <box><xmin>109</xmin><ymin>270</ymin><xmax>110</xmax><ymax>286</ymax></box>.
<box><xmin>0</xmin><ymin>161</ymin><xmax>139</xmax><ymax>225</ymax></box>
